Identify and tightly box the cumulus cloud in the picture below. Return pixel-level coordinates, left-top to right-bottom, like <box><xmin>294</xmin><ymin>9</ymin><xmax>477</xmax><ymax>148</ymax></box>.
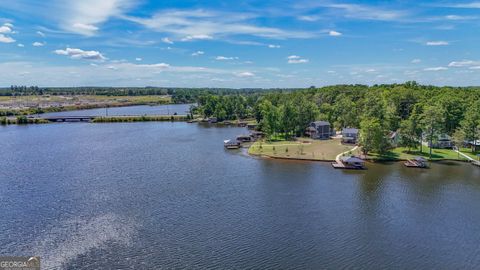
<box><xmin>329</xmin><ymin>30</ymin><xmax>342</xmax><ymax>36</ymax></box>
<box><xmin>235</xmin><ymin>71</ymin><xmax>255</xmax><ymax>77</ymax></box>
<box><xmin>32</xmin><ymin>41</ymin><xmax>45</xmax><ymax>47</ymax></box>
<box><xmin>0</xmin><ymin>25</ymin><xmax>12</xmax><ymax>34</ymax></box>
<box><xmin>424</xmin><ymin>67</ymin><xmax>448</xmax><ymax>71</ymax></box>
<box><xmin>426</xmin><ymin>41</ymin><xmax>449</xmax><ymax>46</ymax></box>
<box><xmin>411</xmin><ymin>59</ymin><xmax>421</xmax><ymax>64</ymax></box>
<box><xmin>36</xmin><ymin>31</ymin><xmax>45</xmax><ymax>37</ymax></box>
<box><xmin>268</xmin><ymin>44</ymin><xmax>281</xmax><ymax>48</ymax></box>
<box><xmin>192</xmin><ymin>51</ymin><xmax>204</xmax><ymax>56</ymax></box>
<box><xmin>0</xmin><ymin>34</ymin><xmax>15</xmax><ymax>43</ymax></box>
<box><xmin>0</xmin><ymin>23</ymin><xmax>16</xmax><ymax>43</ymax></box>
<box><xmin>161</xmin><ymin>37</ymin><xmax>173</xmax><ymax>44</ymax></box>
<box><xmin>17</xmin><ymin>43</ymin><xmax>24</xmax><ymax>47</ymax></box>
<box><xmin>135</xmin><ymin>57</ymin><xmax>142</xmax><ymax>61</ymax></box>
<box><xmin>54</xmin><ymin>47</ymin><xmax>107</xmax><ymax>61</ymax></box>
<box><xmin>287</xmin><ymin>55</ymin><xmax>309</xmax><ymax>64</ymax></box>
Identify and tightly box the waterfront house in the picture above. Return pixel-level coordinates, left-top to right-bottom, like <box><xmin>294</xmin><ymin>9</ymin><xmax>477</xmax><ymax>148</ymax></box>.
<box><xmin>388</xmin><ymin>130</ymin><xmax>400</xmax><ymax>147</ymax></box>
<box><xmin>306</xmin><ymin>121</ymin><xmax>334</xmax><ymax>139</ymax></box>
<box><xmin>342</xmin><ymin>128</ymin><xmax>359</xmax><ymax>144</ymax></box>
<box><xmin>465</xmin><ymin>140</ymin><xmax>480</xmax><ymax>151</ymax></box>
<box><xmin>428</xmin><ymin>134</ymin><xmax>453</xmax><ymax>149</ymax></box>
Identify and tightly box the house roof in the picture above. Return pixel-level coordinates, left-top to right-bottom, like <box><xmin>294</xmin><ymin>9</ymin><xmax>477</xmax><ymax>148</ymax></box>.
<box><xmin>340</xmin><ymin>156</ymin><xmax>364</xmax><ymax>163</ymax></box>
<box><xmin>342</xmin><ymin>128</ymin><xmax>359</xmax><ymax>134</ymax></box>
<box><xmin>311</xmin><ymin>121</ymin><xmax>330</xmax><ymax>126</ymax></box>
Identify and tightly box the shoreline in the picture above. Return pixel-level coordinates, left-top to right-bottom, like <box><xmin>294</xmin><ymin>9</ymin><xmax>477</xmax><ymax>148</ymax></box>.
<box><xmin>247</xmin><ymin>150</ymin><xmax>473</xmax><ymax>163</ymax></box>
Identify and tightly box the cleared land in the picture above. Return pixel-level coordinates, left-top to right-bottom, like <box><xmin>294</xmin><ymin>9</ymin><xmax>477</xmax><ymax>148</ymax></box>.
<box><xmin>248</xmin><ymin>138</ymin><xmax>356</xmax><ymax>161</ymax></box>
<box><xmin>0</xmin><ymin>95</ymin><xmax>171</xmax><ymax>115</ymax></box>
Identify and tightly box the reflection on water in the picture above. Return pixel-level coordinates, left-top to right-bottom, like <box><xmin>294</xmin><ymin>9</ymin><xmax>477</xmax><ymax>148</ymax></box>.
<box><xmin>0</xmin><ymin>122</ymin><xmax>479</xmax><ymax>269</ymax></box>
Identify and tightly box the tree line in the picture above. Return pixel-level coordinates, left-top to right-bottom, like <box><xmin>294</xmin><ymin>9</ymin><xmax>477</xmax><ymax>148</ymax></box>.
<box><xmin>193</xmin><ymin>82</ymin><xmax>480</xmax><ymax>153</ymax></box>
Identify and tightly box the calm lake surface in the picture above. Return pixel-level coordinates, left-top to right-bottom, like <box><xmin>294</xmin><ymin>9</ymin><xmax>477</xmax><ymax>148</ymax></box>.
<box><xmin>1</xmin><ymin>122</ymin><xmax>480</xmax><ymax>269</ymax></box>
<box><xmin>40</xmin><ymin>104</ymin><xmax>192</xmax><ymax>117</ymax></box>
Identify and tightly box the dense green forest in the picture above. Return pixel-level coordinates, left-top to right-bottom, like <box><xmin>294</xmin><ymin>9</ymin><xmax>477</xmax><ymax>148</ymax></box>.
<box><xmin>193</xmin><ymin>82</ymin><xmax>480</xmax><ymax>153</ymax></box>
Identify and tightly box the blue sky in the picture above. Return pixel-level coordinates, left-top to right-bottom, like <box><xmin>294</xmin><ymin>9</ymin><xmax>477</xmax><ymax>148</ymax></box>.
<box><xmin>0</xmin><ymin>0</ymin><xmax>480</xmax><ymax>88</ymax></box>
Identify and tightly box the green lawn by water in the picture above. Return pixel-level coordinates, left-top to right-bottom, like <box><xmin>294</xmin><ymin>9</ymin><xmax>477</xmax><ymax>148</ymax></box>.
<box><xmin>367</xmin><ymin>147</ymin><xmax>471</xmax><ymax>161</ymax></box>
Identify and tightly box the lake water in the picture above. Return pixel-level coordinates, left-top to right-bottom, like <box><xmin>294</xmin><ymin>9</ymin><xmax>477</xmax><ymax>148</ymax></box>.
<box><xmin>1</xmin><ymin>122</ymin><xmax>480</xmax><ymax>269</ymax></box>
<box><xmin>39</xmin><ymin>104</ymin><xmax>192</xmax><ymax>117</ymax></box>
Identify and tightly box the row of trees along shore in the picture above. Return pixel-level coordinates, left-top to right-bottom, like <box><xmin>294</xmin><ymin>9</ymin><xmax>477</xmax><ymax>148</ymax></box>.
<box><xmin>193</xmin><ymin>82</ymin><xmax>480</xmax><ymax>154</ymax></box>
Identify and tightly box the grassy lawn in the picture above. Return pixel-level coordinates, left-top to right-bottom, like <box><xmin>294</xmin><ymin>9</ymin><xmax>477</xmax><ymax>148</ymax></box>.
<box><xmin>248</xmin><ymin>138</ymin><xmax>356</xmax><ymax>161</ymax></box>
<box><xmin>459</xmin><ymin>148</ymin><xmax>480</xmax><ymax>160</ymax></box>
<box><xmin>367</xmin><ymin>146</ymin><xmax>470</xmax><ymax>161</ymax></box>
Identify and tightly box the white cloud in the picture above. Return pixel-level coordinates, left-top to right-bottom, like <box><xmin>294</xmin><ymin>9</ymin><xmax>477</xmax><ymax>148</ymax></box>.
<box><xmin>235</xmin><ymin>71</ymin><xmax>255</xmax><ymax>77</ymax></box>
<box><xmin>54</xmin><ymin>47</ymin><xmax>107</xmax><ymax>61</ymax></box>
<box><xmin>288</xmin><ymin>59</ymin><xmax>309</xmax><ymax>64</ymax></box>
<box><xmin>181</xmin><ymin>34</ymin><xmax>213</xmax><ymax>42</ymax></box>
<box><xmin>0</xmin><ymin>25</ymin><xmax>12</xmax><ymax>34</ymax></box>
<box><xmin>424</xmin><ymin>67</ymin><xmax>448</xmax><ymax>71</ymax></box>
<box><xmin>161</xmin><ymin>37</ymin><xmax>173</xmax><ymax>44</ymax></box>
<box><xmin>126</xmin><ymin>9</ymin><xmax>312</xmax><ymax>41</ymax></box>
<box><xmin>0</xmin><ymin>23</ymin><xmax>16</xmax><ymax>43</ymax></box>
<box><xmin>297</xmin><ymin>15</ymin><xmax>319</xmax><ymax>22</ymax></box>
<box><xmin>215</xmin><ymin>56</ymin><xmax>238</xmax><ymax>61</ymax></box>
<box><xmin>17</xmin><ymin>43</ymin><xmax>24</xmax><ymax>47</ymax></box>
<box><xmin>448</xmin><ymin>60</ymin><xmax>480</xmax><ymax>67</ymax></box>
<box><xmin>446</xmin><ymin>2</ymin><xmax>480</xmax><ymax>8</ymax></box>
<box><xmin>36</xmin><ymin>31</ymin><xmax>45</xmax><ymax>37</ymax></box>
<box><xmin>135</xmin><ymin>57</ymin><xmax>142</xmax><ymax>61</ymax></box>
<box><xmin>426</xmin><ymin>41</ymin><xmax>449</xmax><ymax>46</ymax></box>
<box><xmin>268</xmin><ymin>44</ymin><xmax>281</xmax><ymax>48</ymax></box>
<box><xmin>61</xmin><ymin>0</ymin><xmax>137</xmax><ymax>36</ymax></box>
<box><xmin>192</xmin><ymin>51</ymin><xmax>204</xmax><ymax>56</ymax></box>
<box><xmin>411</xmin><ymin>59</ymin><xmax>421</xmax><ymax>64</ymax></box>
<box><xmin>329</xmin><ymin>30</ymin><xmax>342</xmax><ymax>36</ymax></box>
<box><xmin>0</xmin><ymin>34</ymin><xmax>15</xmax><ymax>43</ymax></box>
<box><xmin>287</xmin><ymin>55</ymin><xmax>309</xmax><ymax>64</ymax></box>
<box><xmin>32</xmin><ymin>41</ymin><xmax>45</xmax><ymax>47</ymax></box>
<box><xmin>469</xmin><ymin>66</ymin><xmax>480</xmax><ymax>70</ymax></box>
<box><xmin>300</xmin><ymin>3</ymin><xmax>408</xmax><ymax>21</ymax></box>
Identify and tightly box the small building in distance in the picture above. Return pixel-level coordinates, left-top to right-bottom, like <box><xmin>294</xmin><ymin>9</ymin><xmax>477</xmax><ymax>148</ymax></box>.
<box><xmin>342</xmin><ymin>128</ymin><xmax>359</xmax><ymax>144</ymax></box>
<box><xmin>428</xmin><ymin>134</ymin><xmax>453</xmax><ymax>149</ymax></box>
<box><xmin>388</xmin><ymin>130</ymin><xmax>400</xmax><ymax>147</ymax></box>
<box><xmin>306</xmin><ymin>121</ymin><xmax>334</xmax><ymax>139</ymax></box>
